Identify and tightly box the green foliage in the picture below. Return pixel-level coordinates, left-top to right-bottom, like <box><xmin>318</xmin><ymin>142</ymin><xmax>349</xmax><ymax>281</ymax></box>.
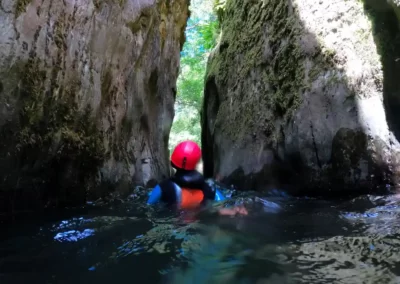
<box><xmin>169</xmin><ymin>0</ymin><xmax>219</xmax><ymax>151</ymax></box>
<box><xmin>198</xmin><ymin>20</ymin><xmax>219</xmax><ymax>50</ymax></box>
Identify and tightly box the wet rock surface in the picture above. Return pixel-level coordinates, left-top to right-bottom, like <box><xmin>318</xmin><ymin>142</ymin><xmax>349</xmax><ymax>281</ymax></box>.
<box><xmin>0</xmin><ymin>0</ymin><xmax>189</xmax><ymax>215</ymax></box>
<box><xmin>201</xmin><ymin>0</ymin><xmax>400</xmax><ymax>196</ymax></box>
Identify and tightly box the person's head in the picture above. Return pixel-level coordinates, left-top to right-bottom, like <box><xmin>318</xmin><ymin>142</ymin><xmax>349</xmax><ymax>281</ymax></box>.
<box><xmin>170</xmin><ymin>140</ymin><xmax>201</xmax><ymax>171</ymax></box>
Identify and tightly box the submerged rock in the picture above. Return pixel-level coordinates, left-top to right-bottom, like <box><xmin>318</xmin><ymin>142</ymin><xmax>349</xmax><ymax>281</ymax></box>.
<box><xmin>201</xmin><ymin>0</ymin><xmax>400</xmax><ymax>196</ymax></box>
<box><xmin>0</xmin><ymin>0</ymin><xmax>189</xmax><ymax>214</ymax></box>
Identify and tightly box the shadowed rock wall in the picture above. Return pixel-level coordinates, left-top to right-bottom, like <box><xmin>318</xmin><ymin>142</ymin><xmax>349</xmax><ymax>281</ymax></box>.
<box><xmin>0</xmin><ymin>0</ymin><xmax>189</xmax><ymax>213</ymax></box>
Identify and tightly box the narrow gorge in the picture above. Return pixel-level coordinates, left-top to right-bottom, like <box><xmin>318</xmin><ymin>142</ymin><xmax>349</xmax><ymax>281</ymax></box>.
<box><xmin>4</xmin><ymin>1</ymin><xmax>400</xmax><ymax>282</ymax></box>
<box><xmin>1</xmin><ymin>0</ymin><xmax>400</xmax><ymax>217</ymax></box>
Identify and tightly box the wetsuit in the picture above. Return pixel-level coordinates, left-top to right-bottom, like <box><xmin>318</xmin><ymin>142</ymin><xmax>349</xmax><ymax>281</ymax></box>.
<box><xmin>147</xmin><ymin>169</ymin><xmax>225</xmax><ymax>208</ymax></box>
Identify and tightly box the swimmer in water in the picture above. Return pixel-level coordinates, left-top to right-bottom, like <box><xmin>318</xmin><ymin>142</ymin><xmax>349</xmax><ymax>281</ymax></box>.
<box><xmin>147</xmin><ymin>140</ymin><xmax>247</xmax><ymax>215</ymax></box>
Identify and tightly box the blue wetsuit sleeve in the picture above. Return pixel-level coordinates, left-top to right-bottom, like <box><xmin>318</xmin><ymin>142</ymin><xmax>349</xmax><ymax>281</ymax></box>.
<box><xmin>147</xmin><ymin>185</ymin><xmax>162</xmax><ymax>205</ymax></box>
<box><xmin>214</xmin><ymin>189</ymin><xmax>226</xmax><ymax>201</ymax></box>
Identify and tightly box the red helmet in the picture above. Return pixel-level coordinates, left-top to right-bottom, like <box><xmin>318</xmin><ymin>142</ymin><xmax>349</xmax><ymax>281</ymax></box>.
<box><xmin>171</xmin><ymin>140</ymin><xmax>201</xmax><ymax>170</ymax></box>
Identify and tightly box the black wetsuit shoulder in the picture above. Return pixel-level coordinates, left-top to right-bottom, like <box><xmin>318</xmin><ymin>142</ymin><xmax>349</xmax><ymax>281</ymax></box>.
<box><xmin>171</xmin><ymin>169</ymin><xmax>204</xmax><ymax>188</ymax></box>
<box><xmin>171</xmin><ymin>169</ymin><xmax>216</xmax><ymax>201</ymax></box>
<box><xmin>160</xmin><ymin>169</ymin><xmax>215</xmax><ymax>202</ymax></box>
<box><xmin>156</xmin><ymin>170</ymin><xmax>205</xmax><ymax>204</ymax></box>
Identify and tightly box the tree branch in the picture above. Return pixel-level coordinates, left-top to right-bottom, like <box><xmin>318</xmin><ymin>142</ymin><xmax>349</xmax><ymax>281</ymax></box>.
<box><xmin>186</xmin><ymin>23</ymin><xmax>202</xmax><ymax>31</ymax></box>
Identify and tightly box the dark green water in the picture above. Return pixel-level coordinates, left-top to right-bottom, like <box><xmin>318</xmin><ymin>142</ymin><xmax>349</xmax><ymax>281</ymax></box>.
<box><xmin>1</xmin><ymin>186</ymin><xmax>400</xmax><ymax>284</ymax></box>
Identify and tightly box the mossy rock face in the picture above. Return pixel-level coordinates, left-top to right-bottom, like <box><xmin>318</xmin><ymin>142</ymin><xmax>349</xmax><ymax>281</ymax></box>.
<box><xmin>0</xmin><ymin>0</ymin><xmax>190</xmax><ymax>218</ymax></box>
<box><xmin>0</xmin><ymin>58</ymin><xmax>106</xmax><ymax>211</ymax></box>
<box><xmin>202</xmin><ymin>0</ymin><xmax>313</xmax><ymax>189</ymax></box>
<box><xmin>93</xmin><ymin>0</ymin><xmax>127</xmax><ymax>10</ymax></box>
<box><xmin>202</xmin><ymin>0</ymin><xmax>400</xmax><ymax>196</ymax></box>
<box><xmin>203</xmin><ymin>0</ymin><xmax>308</xmax><ymax>148</ymax></box>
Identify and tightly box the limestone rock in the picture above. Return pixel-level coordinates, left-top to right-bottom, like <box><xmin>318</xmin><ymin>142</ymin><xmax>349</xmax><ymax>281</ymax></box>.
<box><xmin>201</xmin><ymin>0</ymin><xmax>400</xmax><ymax>196</ymax></box>
<box><xmin>0</xmin><ymin>0</ymin><xmax>189</xmax><ymax>213</ymax></box>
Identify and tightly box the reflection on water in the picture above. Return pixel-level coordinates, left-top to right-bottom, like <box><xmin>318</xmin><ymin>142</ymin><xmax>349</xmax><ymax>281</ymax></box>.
<box><xmin>1</xmin><ymin>187</ymin><xmax>400</xmax><ymax>283</ymax></box>
<box><xmin>54</xmin><ymin>229</ymin><xmax>95</xmax><ymax>242</ymax></box>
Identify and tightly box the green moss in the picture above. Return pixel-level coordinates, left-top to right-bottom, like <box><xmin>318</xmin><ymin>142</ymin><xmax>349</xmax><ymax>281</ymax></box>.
<box><xmin>126</xmin><ymin>7</ymin><xmax>154</xmax><ymax>34</ymax></box>
<box><xmin>18</xmin><ymin>59</ymin><xmax>47</xmax><ymax>127</ymax></box>
<box><xmin>54</xmin><ymin>18</ymin><xmax>66</xmax><ymax>50</ymax></box>
<box><xmin>15</xmin><ymin>0</ymin><xmax>31</xmax><ymax>18</ymax></box>
<box><xmin>126</xmin><ymin>20</ymin><xmax>141</xmax><ymax>34</ymax></box>
<box><xmin>14</xmin><ymin>58</ymin><xmax>105</xmax><ymax>188</ymax></box>
<box><xmin>308</xmin><ymin>47</ymin><xmax>338</xmax><ymax>83</ymax></box>
<box><xmin>93</xmin><ymin>0</ymin><xmax>101</xmax><ymax>10</ymax></box>
<box><xmin>100</xmin><ymin>68</ymin><xmax>116</xmax><ymax>108</ymax></box>
<box><xmin>93</xmin><ymin>0</ymin><xmax>127</xmax><ymax>10</ymax></box>
<box><xmin>214</xmin><ymin>0</ymin><xmax>227</xmax><ymax>23</ymax></box>
<box><xmin>205</xmin><ymin>0</ymin><xmax>307</xmax><ymax>143</ymax></box>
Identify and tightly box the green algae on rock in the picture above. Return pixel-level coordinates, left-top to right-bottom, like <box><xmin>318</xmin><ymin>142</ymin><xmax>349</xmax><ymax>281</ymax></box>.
<box><xmin>204</xmin><ymin>0</ymin><xmax>307</xmax><ymax>146</ymax></box>
<box><xmin>0</xmin><ymin>0</ymin><xmax>190</xmax><ymax>216</ymax></box>
<box><xmin>15</xmin><ymin>0</ymin><xmax>32</xmax><ymax>18</ymax></box>
<box><xmin>202</xmin><ymin>0</ymin><xmax>400</xmax><ymax>196</ymax></box>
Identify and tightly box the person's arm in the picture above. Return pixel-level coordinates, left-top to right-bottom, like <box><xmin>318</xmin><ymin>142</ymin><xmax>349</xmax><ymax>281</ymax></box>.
<box><xmin>212</xmin><ymin>186</ymin><xmax>247</xmax><ymax>216</ymax></box>
<box><xmin>218</xmin><ymin>206</ymin><xmax>248</xmax><ymax>216</ymax></box>
<box><xmin>147</xmin><ymin>185</ymin><xmax>162</xmax><ymax>204</ymax></box>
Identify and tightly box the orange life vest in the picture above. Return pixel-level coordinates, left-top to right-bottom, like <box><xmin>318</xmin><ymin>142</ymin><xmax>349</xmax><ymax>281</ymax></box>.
<box><xmin>179</xmin><ymin>187</ymin><xmax>204</xmax><ymax>209</ymax></box>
